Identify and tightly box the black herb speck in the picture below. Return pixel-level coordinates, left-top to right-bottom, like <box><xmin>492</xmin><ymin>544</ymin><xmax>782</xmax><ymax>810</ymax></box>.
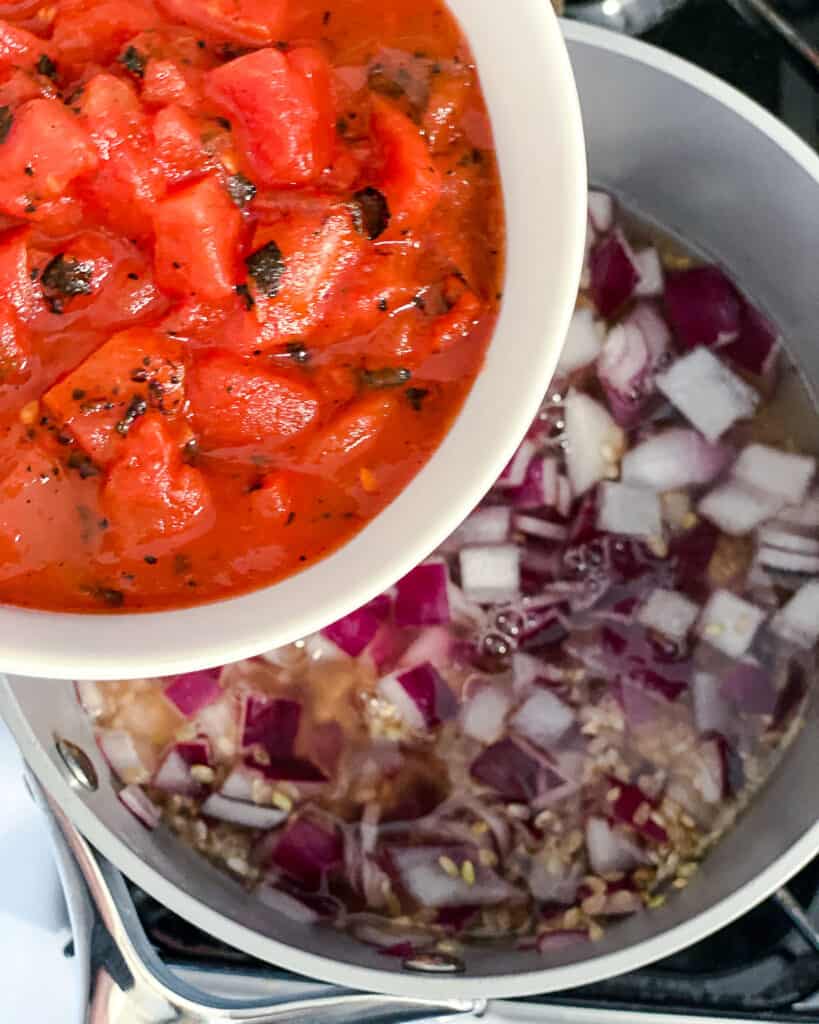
<box><xmin>285</xmin><ymin>511</ymin><xmax>295</xmax><ymax>526</ymax></box>
<box><xmin>405</xmin><ymin>386</ymin><xmax>430</xmax><ymax>411</ymax></box>
<box><xmin>286</xmin><ymin>341</ymin><xmax>310</xmax><ymax>364</ymax></box>
<box><xmin>95</xmin><ymin>586</ymin><xmax>124</xmax><ymax>608</ymax></box>
<box><xmin>127</xmin><ymin>271</ymin><xmax>139</xmax><ymax>280</ymax></box>
<box><xmin>215</xmin><ymin>115</ymin><xmax>231</xmax><ymax>130</ymax></box>
<box><xmin>36</xmin><ymin>54</ymin><xmax>57</xmax><ymax>79</ymax></box>
<box><xmin>98</xmin><ymin>518</ymin><xmax>109</xmax><ymax>529</ymax></box>
<box><xmin>246</xmin><ymin>240</ymin><xmax>285</xmax><ymax>297</ymax></box>
<box><xmin>197</xmin><ymin>39</ymin><xmax>206</xmax><ymax>49</ymax></box>
<box><xmin>335</xmin><ymin>117</ymin><xmax>348</xmax><ymax>136</ymax></box>
<box><xmin>67</xmin><ymin>452</ymin><xmax>99</xmax><ymax>478</ymax></box>
<box><xmin>351</xmin><ymin>186</ymin><xmax>390</xmax><ymax>240</ymax></box>
<box><xmin>367</xmin><ymin>63</ymin><xmax>405</xmax><ymax>99</ymax></box>
<box><xmin>377</xmin><ymin>298</ymin><xmax>388</xmax><ymax>312</ymax></box>
<box><xmin>298</xmin><ymin>554</ymin><xmax>307</xmax><ymax>562</ymax></box>
<box><xmin>413</xmin><ymin>293</ymin><xmax>426</xmax><ymax>311</ymax></box>
<box><xmin>361</xmin><ymin>366</ymin><xmax>411</xmax><ymax>389</ymax></box>
<box><xmin>41</xmin><ymin>253</ymin><xmax>94</xmax><ymax>296</ymax></box>
<box><xmin>24</xmin><ymin>202</ymin><xmax>36</xmax><ymax>215</ymax></box>
<box><xmin>45</xmin><ymin>294</ymin><xmax>63</xmax><ymax>313</ymax></box>
<box><xmin>226</xmin><ymin>172</ymin><xmax>256</xmax><ymax>207</ymax></box>
<box><xmin>23</xmin><ymin>164</ymin><xmax>33</xmax><ymax>177</ymax></box>
<box><xmin>119</xmin><ymin>45</ymin><xmax>147</xmax><ymax>78</ymax></box>
<box><xmin>71</xmin><ymin>388</ymin><xmax>86</xmax><ymax>400</ymax></box>
<box><xmin>115</xmin><ymin>394</ymin><xmax>148</xmax><ymax>436</ymax></box>
<box><xmin>144</xmin><ymin>555</ymin><xmax>158</xmax><ymax>565</ymax></box>
<box><xmin>172</xmin><ymin>260</ymin><xmax>182</xmax><ymax>269</ymax></box>
<box><xmin>235</xmin><ymin>282</ymin><xmax>255</xmax><ymax>310</ymax></box>
<box><xmin>182</xmin><ymin>437</ymin><xmax>199</xmax><ymax>463</ymax></box>
<box><xmin>0</xmin><ymin>106</ymin><xmax>12</xmax><ymax>144</ymax></box>
<box><xmin>30</xmin><ymin>267</ymin><xmax>39</xmax><ymax>280</ymax></box>
<box><xmin>322</xmin><ymin>9</ymin><xmax>331</xmax><ymax>24</ymax></box>
<box><xmin>174</xmin><ymin>553</ymin><xmax>192</xmax><ymax>575</ymax></box>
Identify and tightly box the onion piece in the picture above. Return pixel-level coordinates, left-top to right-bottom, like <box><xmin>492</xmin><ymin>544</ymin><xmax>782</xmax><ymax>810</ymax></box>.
<box><xmin>597</xmin><ymin>320</ymin><xmax>651</xmax><ymax>427</ymax></box>
<box><xmin>757</xmin><ymin>527</ymin><xmax>819</xmax><ymax>555</ymax></box>
<box><xmin>153</xmin><ymin>748</ymin><xmax>203</xmax><ymax>796</ymax></box>
<box><xmin>445</xmin><ymin>506</ymin><xmax>511</xmax><ymax>549</ymax></box>
<box><xmin>732</xmin><ymin>444</ymin><xmax>815</xmax><ymax>506</ymax></box>
<box><xmin>597</xmin><ymin>482</ymin><xmax>662</xmax><ymax>539</ymax></box>
<box><xmin>271</xmin><ymin>817</ymin><xmax>343</xmax><ymax>889</ymax></box>
<box><xmin>537</xmin><ymin>930</ymin><xmax>589</xmax><ymax>954</ymax></box>
<box><xmin>528</xmin><ymin>860</ymin><xmax>581</xmax><ymax>905</ymax></box>
<box><xmin>720</xmin><ymin>301</ymin><xmax>780</xmax><ymax>377</ymax></box>
<box><xmin>220</xmin><ymin>765</ymin><xmax>259</xmax><ymax>801</ymax></box>
<box><xmin>378</xmin><ymin>662</ymin><xmax>457</xmax><ymax>731</ymax></box>
<box><xmin>459</xmin><ymin>544</ymin><xmax>520</xmax><ymax>603</ymax></box>
<box><xmin>322</xmin><ymin>603</ymin><xmax>385</xmax><ymax>657</ymax></box>
<box><xmin>557</xmin><ymin>307</ymin><xmax>604</xmax><ymax>376</ymax></box>
<box><xmin>397</xmin><ymin>625</ymin><xmax>454</xmax><ymax>673</ymax></box>
<box><xmin>628</xmin><ymin>302</ymin><xmax>672</xmax><ymax>372</ymax></box>
<box><xmin>164</xmin><ymin>668</ymin><xmax>222</xmax><ymax>718</ymax></box>
<box><xmin>585</xmin><ymin>817</ymin><xmax>645</xmax><ymax>875</ymax></box>
<box><xmin>775</xmin><ymin>492</ymin><xmax>819</xmax><ymax>529</ymax></box>
<box><xmin>394</xmin><ymin>562</ymin><xmax>451</xmax><ymax>627</ymax></box>
<box><xmin>97</xmin><ymin>729</ymin><xmax>154</xmax><ymax>785</ymax></box>
<box><xmin>633</xmin><ymin>247</ymin><xmax>663</xmax><ymax>297</ymax></box>
<box><xmin>771</xmin><ymin>581</ymin><xmax>819</xmax><ymax>649</ymax></box>
<box><xmin>637</xmin><ymin>588</ymin><xmax>699</xmax><ymax>641</ymax></box>
<box><xmin>514</xmin><ymin>515</ymin><xmax>568</xmax><ymax>543</ymax></box>
<box><xmin>590</xmin><ymin>229</ymin><xmax>640</xmax><ymax>318</ymax></box>
<box><xmin>470</xmin><ymin>738</ymin><xmax>541</xmax><ymax>801</ymax></box>
<box><xmin>75</xmin><ymin>680</ymin><xmax>105</xmax><ymax>719</ymax></box>
<box><xmin>118</xmin><ymin>784</ymin><xmax>161</xmax><ymax>830</ymax></box>
<box><xmin>587</xmin><ymin>190</ymin><xmax>614</xmax><ymax>233</ymax></box>
<box><xmin>656</xmin><ymin>347</ymin><xmax>759</xmax><ymax>442</ymax></box>
<box><xmin>257</xmin><ymin>886</ymin><xmax>323</xmax><ymax>924</ymax></box>
<box><xmin>387</xmin><ymin>845</ymin><xmax>518</xmax><ymax>908</ymax></box>
<box><xmin>609</xmin><ymin>782</ymin><xmax>667</xmax><ymax>843</ymax></box>
<box><xmin>460</xmin><ymin>682</ymin><xmax>512</xmax><ymax>744</ymax></box>
<box><xmin>699</xmin><ymin>479</ymin><xmax>783</xmax><ymax>536</ymax></box>
<box><xmin>202</xmin><ymin>793</ymin><xmax>288</xmax><ymax>830</ymax></box>
<box><xmin>496</xmin><ymin>438</ymin><xmax>536</xmax><ymax>489</ymax></box>
<box><xmin>252</xmin><ymin>757</ymin><xmax>327</xmax><ymax>784</ymax></box>
<box><xmin>758</xmin><ymin>547</ymin><xmax>819</xmax><ymax>575</ymax></box>
<box><xmin>664</xmin><ymin>266</ymin><xmax>742</xmax><ymax>350</ymax></box>
<box><xmin>510</xmin><ymin>689</ymin><xmax>575</xmax><ymax>751</ymax></box>
<box><xmin>721</xmin><ymin>661</ymin><xmax>777</xmax><ymax>715</ymax></box>
<box><xmin>692</xmin><ymin>672</ymin><xmax>733</xmax><ymax>735</ymax></box>
<box><xmin>622</xmin><ymin>428</ymin><xmax>731</xmax><ymax>492</ymax></box>
<box><xmin>697</xmin><ymin>589</ymin><xmax>766</xmax><ymax>658</ymax></box>
<box><xmin>563</xmin><ymin>389</ymin><xmax>625</xmax><ymax>496</ymax></box>
<box><xmin>242</xmin><ymin>696</ymin><xmax>301</xmax><ymax>757</ymax></box>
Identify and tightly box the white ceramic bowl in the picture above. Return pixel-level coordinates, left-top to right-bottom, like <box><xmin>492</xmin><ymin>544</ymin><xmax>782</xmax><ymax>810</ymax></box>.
<box><xmin>1</xmin><ymin>0</ymin><xmax>586</xmax><ymax>681</ymax></box>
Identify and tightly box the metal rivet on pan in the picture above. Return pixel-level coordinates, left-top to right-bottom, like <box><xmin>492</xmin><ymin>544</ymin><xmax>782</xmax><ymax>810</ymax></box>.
<box><xmin>55</xmin><ymin>738</ymin><xmax>98</xmax><ymax>791</ymax></box>
<box><xmin>402</xmin><ymin>952</ymin><xmax>465</xmax><ymax>974</ymax></box>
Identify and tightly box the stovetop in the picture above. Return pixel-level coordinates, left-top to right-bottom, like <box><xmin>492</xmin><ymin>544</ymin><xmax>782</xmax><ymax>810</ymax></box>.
<box><xmin>129</xmin><ymin>3</ymin><xmax>819</xmax><ymax>1019</ymax></box>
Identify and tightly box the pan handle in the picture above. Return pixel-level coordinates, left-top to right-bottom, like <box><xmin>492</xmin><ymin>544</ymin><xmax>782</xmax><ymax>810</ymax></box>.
<box><xmin>28</xmin><ymin>771</ymin><xmax>481</xmax><ymax>1024</ymax></box>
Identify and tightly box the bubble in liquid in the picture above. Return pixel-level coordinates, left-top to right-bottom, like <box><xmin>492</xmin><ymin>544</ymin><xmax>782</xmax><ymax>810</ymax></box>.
<box><xmin>482</xmin><ymin>633</ymin><xmax>511</xmax><ymax>659</ymax></box>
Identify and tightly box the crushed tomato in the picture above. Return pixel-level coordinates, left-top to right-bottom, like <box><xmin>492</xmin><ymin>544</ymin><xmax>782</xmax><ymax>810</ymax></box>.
<box><xmin>0</xmin><ymin>0</ymin><xmax>503</xmax><ymax>611</ymax></box>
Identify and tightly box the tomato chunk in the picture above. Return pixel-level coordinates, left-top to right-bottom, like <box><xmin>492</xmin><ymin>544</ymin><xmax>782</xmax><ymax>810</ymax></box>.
<box><xmin>79</xmin><ymin>74</ymin><xmax>166</xmax><ymax>237</ymax></box>
<box><xmin>153</xmin><ymin>174</ymin><xmax>240</xmax><ymax>301</ymax></box>
<box><xmin>0</xmin><ymin>99</ymin><xmax>98</xmax><ymax>219</ymax></box>
<box><xmin>305</xmin><ymin>392</ymin><xmax>397</xmax><ymax>470</ymax></box>
<box><xmin>143</xmin><ymin>59</ymin><xmax>198</xmax><ymax>109</ymax></box>
<box><xmin>245</xmin><ymin>202</ymin><xmax>367</xmax><ymax>349</ymax></box>
<box><xmin>370</xmin><ymin>96</ymin><xmax>442</xmax><ymax>237</ymax></box>
<box><xmin>0</xmin><ymin>300</ymin><xmax>29</xmax><ymax>382</ymax></box>
<box><xmin>152</xmin><ymin>104</ymin><xmax>205</xmax><ymax>184</ymax></box>
<box><xmin>52</xmin><ymin>0</ymin><xmax>159</xmax><ymax>68</ymax></box>
<box><xmin>103</xmin><ymin>415</ymin><xmax>212</xmax><ymax>549</ymax></box>
<box><xmin>158</xmin><ymin>0</ymin><xmax>287</xmax><ymax>45</ymax></box>
<box><xmin>206</xmin><ymin>46</ymin><xmax>334</xmax><ymax>187</ymax></box>
<box><xmin>0</xmin><ymin>19</ymin><xmax>55</xmax><ymax>72</ymax></box>
<box><xmin>249</xmin><ymin>469</ymin><xmax>297</xmax><ymax>525</ymax></box>
<box><xmin>188</xmin><ymin>351</ymin><xmax>319</xmax><ymax>450</ymax></box>
<box><xmin>43</xmin><ymin>328</ymin><xmax>186</xmax><ymax>466</ymax></box>
<box><xmin>0</xmin><ymin>227</ymin><xmax>41</xmax><ymax>322</ymax></box>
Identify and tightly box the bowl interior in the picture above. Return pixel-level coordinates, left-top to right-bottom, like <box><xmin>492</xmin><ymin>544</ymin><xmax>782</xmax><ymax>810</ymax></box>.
<box><xmin>0</xmin><ymin>0</ymin><xmax>586</xmax><ymax>681</ymax></box>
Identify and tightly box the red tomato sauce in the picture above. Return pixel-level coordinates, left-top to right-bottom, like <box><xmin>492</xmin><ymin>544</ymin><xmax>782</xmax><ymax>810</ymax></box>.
<box><xmin>0</xmin><ymin>0</ymin><xmax>504</xmax><ymax>612</ymax></box>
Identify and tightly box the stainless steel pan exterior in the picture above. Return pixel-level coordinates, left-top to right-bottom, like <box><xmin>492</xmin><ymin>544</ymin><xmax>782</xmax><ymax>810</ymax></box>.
<box><xmin>2</xmin><ymin>22</ymin><xmax>819</xmax><ymax>1002</ymax></box>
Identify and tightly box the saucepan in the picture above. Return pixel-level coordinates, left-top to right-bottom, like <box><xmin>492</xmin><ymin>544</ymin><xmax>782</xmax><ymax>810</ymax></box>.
<box><xmin>2</xmin><ymin>20</ymin><xmax>819</xmax><ymax>1009</ymax></box>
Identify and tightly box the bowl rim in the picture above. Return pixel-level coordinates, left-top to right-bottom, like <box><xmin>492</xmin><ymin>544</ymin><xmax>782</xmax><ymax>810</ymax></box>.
<box><xmin>0</xmin><ymin>0</ymin><xmax>588</xmax><ymax>680</ymax></box>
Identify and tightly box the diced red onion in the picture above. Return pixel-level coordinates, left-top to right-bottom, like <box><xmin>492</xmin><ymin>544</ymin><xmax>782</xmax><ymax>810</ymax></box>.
<box><xmin>528</xmin><ymin>860</ymin><xmax>581</xmax><ymax>905</ymax></box>
<box><xmin>118</xmin><ymin>784</ymin><xmax>161</xmax><ymax>830</ymax></box>
<box><xmin>445</xmin><ymin>506</ymin><xmax>511</xmax><ymax>549</ymax></box>
<box><xmin>690</xmin><ymin>736</ymin><xmax>725</xmax><ymax>804</ymax></box>
<box><xmin>563</xmin><ymin>389</ymin><xmax>625</xmax><ymax>496</ymax></box>
<box><xmin>720</xmin><ymin>301</ymin><xmax>780</xmax><ymax>377</ymax></box>
<box><xmin>220</xmin><ymin>765</ymin><xmax>258</xmax><ymax>801</ymax></box>
<box><xmin>628</xmin><ymin>302</ymin><xmax>672</xmax><ymax>372</ymax></box>
<box><xmin>97</xmin><ymin>729</ymin><xmax>153</xmax><ymax>785</ymax></box>
<box><xmin>556</xmin><ymin>476</ymin><xmax>572</xmax><ymax>519</ymax></box>
<box><xmin>758</xmin><ymin>547</ymin><xmax>819</xmax><ymax>575</ymax></box>
<box><xmin>164</xmin><ymin>668</ymin><xmax>222</xmax><ymax>718</ymax></box>
<box><xmin>513</xmin><ymin>651</ymin><xmax>551</xmax><ymax>694</ymax></box>
<box><xmin>322</xmin><ymin>604</ymin><xmax>383</xmax><ymax>657</ymax></box>
<box><xmin>257</xmin><ymin>885</ymin><xmax>322</xmax><ymax>924</ymax></box>
<box><xmin>195</xmin><ymin>694</ymin><xmax>238</xmax><ymax>749</ymax></box>
<box><xmin>597</xmin><ymin>320</ymin><xmax>651</xmax><ymax>427</ymax></box>
<box><xmin>509</xmin><ymin>456</ymin><xmax>548</xmax><ymax>510</ymax></box>
<box><xmin>242</xmin><ymin>696</ymin><xmax>301</xmax><ymax>757</ymax></box>
<box><xmin>202</xmin><ymin>793</ymin><xmax>289</xmax><ymax>830</ymax></box>
<box><xmin>459</xmin><ymin>544</ymin><xmax>520</xmax><ymax>603</ymax></box>
<box><xmin>771</xmin><ymin>581</ymin><xmax>819</xmax><ymax>649</ymax></box>
<box><xmin>637</xmin><ymin>588</ymin><xmax>699</xmax><ymax>641</ymax></box>
<box><xmin>470</xmin><ymin>738</ymin><xmax>541</xmax><ymax>801</ymax></box>
<box><xmin>720</xmin><ymin>661</ymin><xmax>777</xmax><ymax>715</ymax></box>
<box><xmin>460</xmin><ymin>682</ymin><xmax>512</xmax><ymax>744</ymax></box>
<box><xmin>378</xmin><ymin>662</ymin><xmax>456</xmax><ymax>731</ymax></box>
<box><xmin>557</xmin><ymin>307</ymin><xmax>604</xmax><ymax>376</ymax></box>
<box><xmin>585</xmin><ymin>817</ymin><xmax>646</xmax><ymax>875</ymax></box>
<box><xmin>271</xmin><ymin>817</ymin><xmax>343</xmax><ymax>889</ymax></box>
<box><xmin>597</xmin><ymin>482</ymin><xmax>662</xmax><ymax>539</ymax></box>
<box><xmin>75</xmin><ymin>680</ymin><xmax>105</xmax><ymax>719</ymax></box>
<box><xmin>537</xmin><ymin>930</ymin><xmax>589</xmax><ymax>954</ymax></box>
<box><xmin>394</xmin><ymin>562</ymin><xmax>451</xmax><ymax>627</ymax></box>
<box><xmin>697</xmin><ymin>589</ymin><xmax>766</xmax><ymax>658</ymax></box>
<box><xmin>587</xmin><ymin>190</ymin><xmax>614</xmax><ymax>233</ymax></box>
<box><xmin>153</xmin><ymin>748</ymin><xmax>202</xmax><ymax>796</ymax></box>
<box><xmin>590</xmin><ymin>229</ymin><xmax>640</xmax><ymax>319</ymax></box>
<box><xmin>542</xmin><ymin>458</ymin><xmax>559</xmax><ymax>508</ymax></box>
<box><xmin>633</xmin><ymin>247</ymin><xmax>663</xmax><ymax>298</ymax></box>
<box><xmin>496</xmin><ymin>438</ymin><xmax>536</xmax><ymax>489</ymax></box>
<box><xmin>510</xmin><ymin>689</ymin><xmax>575</xmax><ymax>751</ymax></box>
<box><xmin>514</xmin><ymin>515</ymin><xmax>568</xmax><ymax>543</ymax></box>
<box><xmin>610</xmin><ymin>782</ymin><xmax>667</xmax><ymax>843</ymax></box>
<box><xmin>757</xmin><ymin>527</ymin><xmax>819</xmax><ymax>555</ymax></box>
<box><xmin>692</xmin><ymin>671</ymin><xmax>733</xmax><ymax>735</ymax></box>
<box><xmin>354</xmin><ymin>921</ymin><xmax>435</xmax><ymax>949</ymax></box>
<box><xmin>699</xmin><ymin>479</ymin><xmax>783</xmax><ymax>536</ymax></box>
<box><xmin>252</xmin><ymin>756</ymin><xmax>327</xmax><ymax>783</ymax></box>
<box><xmin>657</xmin><ymin>347</ymin><xmax>760</xmax><ymax>443</ymax></box>
<box><xmin>622</xmin><ymin>428</ymin><xmax>731</xmax><ymax>492</ymax></box>
<box><xmin>733</xmin><ymin>444</ymin><xmax>815</xmax><ymax>506</ymax></box>
<box><xmin>773</xmin><ymin>493</ymin><xmax>819</xmax><ymax>529</ymax></box>
<box><xmin>303</xmin><ymin>633</ymin><xmax>349</xmax><ymax>661</ymax></box>
<box><xmin>387</xmin><ymin>845</ymin><xmax>518</xmax><ymax>908</ymax></box>
<box><xmin>664</xmin><ymin>266</ymin><xmax>742</xmax><ymax>350</ymax></box>
<box><xmin>364</xmin><ymin>621</ymin><xmax>409</xmax><ymax>674</ymax></box>
<box><xmin>397</xmin><ymin>625</ymin><xmax>455</xmax><ymax>674</ymax></box>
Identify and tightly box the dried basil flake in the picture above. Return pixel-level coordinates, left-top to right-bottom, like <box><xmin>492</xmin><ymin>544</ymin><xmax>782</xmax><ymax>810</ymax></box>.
<box><xmin>41</xmin><ymin>253</ymin><xmax>94</xmax><ymax>296</ymax></box>
<box><xmin>361</xmin><ymin>367</ymin><xmax>411</xmax><ymax>389</ymax></box>
<box><xmin>351</xmin><ymin>186</ymin><xmax>390</xmax><ymax>240</ymax></box>
<box><xmin>36</xmin><ymin>54</ymin><xmax>57</xmax><ymax>79</ymax></box>
<box><xmin>119</xmin><ymin>45</ymin><xmax>147</xmax><ymax>78</ymax></box>
<box><xmin>246</xmin><ymin>240</ymin><xmax>285</xmax><ymax>297</ymax></box>
<box><xmin>226</xmin><ymin>173</ymin><xmax>256</xmax><ymax>207</ymax></box>
<box><xmin>0</xmin><ymin>107</ymin><xmax>13</xmax><ymax>144</ymax></box>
